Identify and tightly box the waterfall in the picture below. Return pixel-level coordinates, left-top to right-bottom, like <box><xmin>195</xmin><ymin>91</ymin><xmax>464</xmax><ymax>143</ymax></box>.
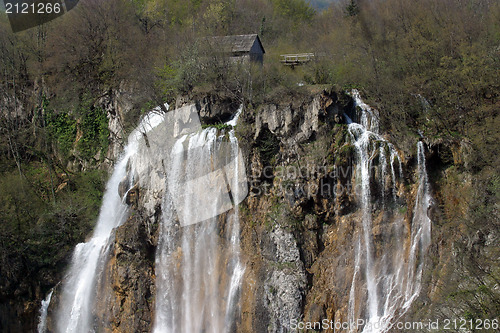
<box><xmin>153</xmin><ymin>106</ymin><xmax>246</xmax><ymax>332</ymax></box>
<box><xmin>37</xmin><ymin>289</ymin><xmax>53</xmax><ymax>333</ymax></box>
<box><xmin>351</xmin><ymin>89</ymin><xmax>379</xmax><ymax>133</ymax></box>
<box><xmin>379</xmin><ymin>146</ymin><xmax>387</xmax><ymax>203</ymax></box>
<box><xmin>390</xmin><ymin>149</ymin><xmax>398</xmax><ymax>201</ymax></box>
<box><xmin>349</xmin><ymin>122</ymin><xmax>381</xmax><ymax>325</ymax></box>
<box><xmin>54</xmin><ymin>108</ymin><xmax>167</xmax><ymax>333</ymax></box>
<box><xmin>402</xmin><ymin>142</ymin><xmax>432</xmax><ymax>309</ymax></box>
<box><xmin>346</xmin><ymin>90</ymin><xmax>432</xmax><ymax>332</ymax></box>
<box><xmin>49</xmin><ymin>102</ymin><xmax>245</xmax><ymax>332</ymax></box>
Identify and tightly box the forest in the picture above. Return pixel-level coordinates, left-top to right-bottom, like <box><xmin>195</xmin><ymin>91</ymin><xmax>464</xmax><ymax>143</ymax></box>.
<box><xmin>0</xmin><ymin>0</ymin><xmax>498</xmax><ymax>331</ymax></box>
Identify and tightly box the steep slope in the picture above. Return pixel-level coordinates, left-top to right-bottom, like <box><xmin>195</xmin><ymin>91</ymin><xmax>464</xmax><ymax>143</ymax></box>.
<box><xmin>37</xmin><ymin>88</ymin><xmax>496</xmax><ymax>333</ymax></box>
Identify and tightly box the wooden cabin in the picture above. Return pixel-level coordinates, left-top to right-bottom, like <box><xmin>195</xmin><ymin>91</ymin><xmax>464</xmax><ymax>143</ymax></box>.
<box><xmin>208</xmin><ymin>34</ymin><xmax>265</xmax><ymax>64</ymax></box>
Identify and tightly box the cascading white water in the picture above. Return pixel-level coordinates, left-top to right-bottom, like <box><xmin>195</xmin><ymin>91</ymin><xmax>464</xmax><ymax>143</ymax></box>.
<box><xmin>379</xmin><ymin>146</ymin><xmax>387</xmax><ymax>203</ymax></box>
<box><xmin>224</xmin><ymin>124</ymin><xmax>246</xmax><ymax>325</ymax></box>
<box><xmin>346</xmin><ymin>90</ymin><xmax>432</xmax><ymax>332</ymax></box>
<box><xmin>402</xmin><ymin>142</ymin><xmax>432</xmax><ymax>309</ymax></box>
<box><xmin>351</xmin><ymin>89</ymin><xmax>379</xmax><ymax>133</ymax></box>
<box><xmin>390</xmin><ymin>149</ymin><xmax>398</xmax><ymax>201</ymax></box>
<box><xmin>153</xmin><ymin>107</ymin><xmax>246</xmax><ymax>333</ymax></box>
<box><xmin>349</xmin><ymin>123</ymin><xmax>381</xmax><ymax>326</ymax></box>
<box><xmin>50</xmin><ymin>102</ymin><xmax>245</xmax><ymax>333</ymax></box>
<box><xmin>37</xmin><ymin>289</ymin><xmax>53</xmax><ymax>333</ymax></box>
<box><xmin>54</xmin><ymin>108</ymin><xmax>167</xmax><ymax>333</ymax></box>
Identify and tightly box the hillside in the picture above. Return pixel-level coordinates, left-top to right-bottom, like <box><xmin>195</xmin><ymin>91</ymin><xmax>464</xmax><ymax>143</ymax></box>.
<box><xmin>0</xmin><ymin>0</ymin><xmax>498</xmax><ymax>332</ymax></box>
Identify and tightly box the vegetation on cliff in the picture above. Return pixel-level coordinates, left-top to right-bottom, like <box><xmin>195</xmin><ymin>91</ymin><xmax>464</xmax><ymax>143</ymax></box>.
<box><xmin>0</xmin><ymin>0</ymin><xmax>498</xmax><ymax>330</ymax></box>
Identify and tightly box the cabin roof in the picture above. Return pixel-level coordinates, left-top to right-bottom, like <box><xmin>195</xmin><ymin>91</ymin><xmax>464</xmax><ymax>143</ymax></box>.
<box><xmin>209</xmin><ymin>34</ymin><xmax>265</xmax><ymax>54</ymax></box>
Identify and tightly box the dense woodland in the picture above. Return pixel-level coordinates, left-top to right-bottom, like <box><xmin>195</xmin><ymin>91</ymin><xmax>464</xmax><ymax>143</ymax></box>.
<box><xmin>0</xmin><ymin>0</ymin><xmax>499</xmax><ymax>329</ymax></box>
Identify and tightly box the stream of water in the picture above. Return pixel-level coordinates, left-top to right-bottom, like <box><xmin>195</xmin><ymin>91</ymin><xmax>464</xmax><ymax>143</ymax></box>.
<box><xmin>51</xmin><ymin>103</ymin><xmax>246</xmax><ymax>333</ymax></box>
<box><xmin>37</xmin><ymin>289</ymin><xmax>53</xmax><ymax>333</ymax></box>
<box><xmin>347</xmin><ymin>90</ymin><xmax>432</xmax><ymax>332</ymax></box>
<box><xmin>153</xmin><ymin>108</ymin><xmax>246</xmax><ymax>333</ymax></box>
<box><xmin>54</xmin><ymin>108</ymin><xmax>166</xmax><ymax>333</ymax></box>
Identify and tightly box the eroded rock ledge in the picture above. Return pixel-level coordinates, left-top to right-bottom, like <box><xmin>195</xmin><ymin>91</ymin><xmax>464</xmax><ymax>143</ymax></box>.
<box><xmin>45</xmin><ymin>88</ymin><xmax>460</xmax><ymax>333</ymax></box>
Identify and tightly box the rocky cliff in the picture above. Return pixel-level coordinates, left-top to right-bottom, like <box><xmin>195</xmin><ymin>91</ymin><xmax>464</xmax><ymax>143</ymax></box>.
<box><xmin>36</xmin><ymin>87</ymin><xmax>497</xmax><ymax>333</ymax></box>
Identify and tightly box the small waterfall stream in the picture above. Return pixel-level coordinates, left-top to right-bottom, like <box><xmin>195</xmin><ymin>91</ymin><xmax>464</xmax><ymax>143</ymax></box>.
<box><xmin>346</xmin><ymin>90</ymin><xmax>433</xmax><ymax>332</ymax></box>
<box><xmin>37</xmin><ymin>289</ymin><xmax>53</xmax><ymax>333</ymax></box>
<box><xmin>403</xmin><ymin>142</ymin><xmax>432</xmax><ymax>309</ymax></box>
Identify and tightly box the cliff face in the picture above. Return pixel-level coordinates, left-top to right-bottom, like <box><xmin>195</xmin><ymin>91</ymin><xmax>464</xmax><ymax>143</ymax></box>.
<box><xmin>231</xmin><ymin>91</ymin><xmax>430</xmax><ymax>332</ymax></box>
<box><xmin>39</xmin><ymin>88</ymin><xmax>493</xmax><ymax>333</ymax></box>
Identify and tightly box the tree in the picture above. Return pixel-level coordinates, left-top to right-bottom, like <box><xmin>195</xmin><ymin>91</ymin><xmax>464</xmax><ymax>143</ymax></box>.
<box><xmin>345</xmin><ymin>0</ymin><xmax>359</xmax><ymax>16</ymax></box>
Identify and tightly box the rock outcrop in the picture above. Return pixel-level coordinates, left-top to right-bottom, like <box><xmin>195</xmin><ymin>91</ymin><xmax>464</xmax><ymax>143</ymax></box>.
<box><xmin>38</xmin><ymin>87</ymin><xmax>480</xmax><ymax>333</ymax></box>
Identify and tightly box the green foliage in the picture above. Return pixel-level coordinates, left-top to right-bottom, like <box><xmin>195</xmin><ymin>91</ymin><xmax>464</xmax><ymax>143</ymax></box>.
<box><xmin>333</xmin><ymin>124</ymin><xmax>348</xmax><ymax>147</ymax></box>
<box><xmin>201</xmin><ymin>123</ymin><xmax>232</xmax><ymax>130</ymax></box>
<box><xmin>201</xmin><ymin>0</ymin><xmax>235</xmax><ymax>34</ymax></box>
<box><xmin>250</xmin><ymin>60</ymin><xmax>310</xmax><ymax>105</ymax></box>
<box><xmin>345</xmin><ymin>0</ymin><xmax>359</xmax><ymax>17</ymax></box>
<box><xmin>161</xmin><ymin>0</ymin><xmax>185</xmax><ymax>25</ymax></box>
<box><xmin>297</xmin><ymin>0</ymin><xmax>497</xmax><ymax>140</ymax></box>
<box><xmin>271</xmin><ymin>0</ymin><xmax>315</xmax><ymax>22</ymax></box>
<box><xmin>265</xmin><ymin>195</ymin><xmax>301</xmax><ymax>231</ymax></box>
<box><xmin>155</xmin><ymin>64</ymin><xmax>179</xmax><ymax>101</ymax></box>
<box><xmin>336</xmin><ymin>143</ymin><xmax>354</xmax><ymax>165</ymax></box>
<box><xmin>44</xmin><ymin>101</ymin><xmax>77</xmax><ymax>158</ymax></box>
<box><xmin>173</xmin><ymin>43</ymin><xmax>204</xmax><ymax>93</ymax></box>
<box><xmin>303</xmin><ymin>60</ymin><xmax>334</xmax><ymax>85</ymax></box>
<box><xmin>256</xmin><ymin>127</ymin><xmax>280</xmax><ymax>168</ymax></box>
<box><xmin>0</xmin><ymin>173</ymin><xmax>45</xmax><ymax>238</ymax></box>
<box><xmin>0</xmin><ymin>166</ymin><xmax>105</xmax><ymax>294</ymax></box>
<box><xmin>76</xmin><ymin>96</ymin><xmax>110</xmax><ymax>160</ymax></box>
<box><xmin>43</xmin><ymin>95</ymin><xmax>110</xmax><ymax>162</ymax></box>
<box><xmin>28</xmin><ymin>171</ymin><xmax>104</xmax><ymax>265</ymax></box>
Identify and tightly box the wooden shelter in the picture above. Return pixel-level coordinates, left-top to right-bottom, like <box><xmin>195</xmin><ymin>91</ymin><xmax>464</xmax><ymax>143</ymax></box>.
<box><xmin>209</xmin><ymin>34</ymin><xmax>265</xmax><ymax>64</ymax></box>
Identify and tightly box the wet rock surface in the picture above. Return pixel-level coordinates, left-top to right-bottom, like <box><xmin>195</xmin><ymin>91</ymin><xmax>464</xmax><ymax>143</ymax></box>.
<box><xmin>94</xmin><ymin>213</ymin><xmax>157</xmax><ymax>333</ymax></box>
<box><xmin>35</xmin><ymin>88</ymin><xmax>467</xmax><ymax>333</ymax></box>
